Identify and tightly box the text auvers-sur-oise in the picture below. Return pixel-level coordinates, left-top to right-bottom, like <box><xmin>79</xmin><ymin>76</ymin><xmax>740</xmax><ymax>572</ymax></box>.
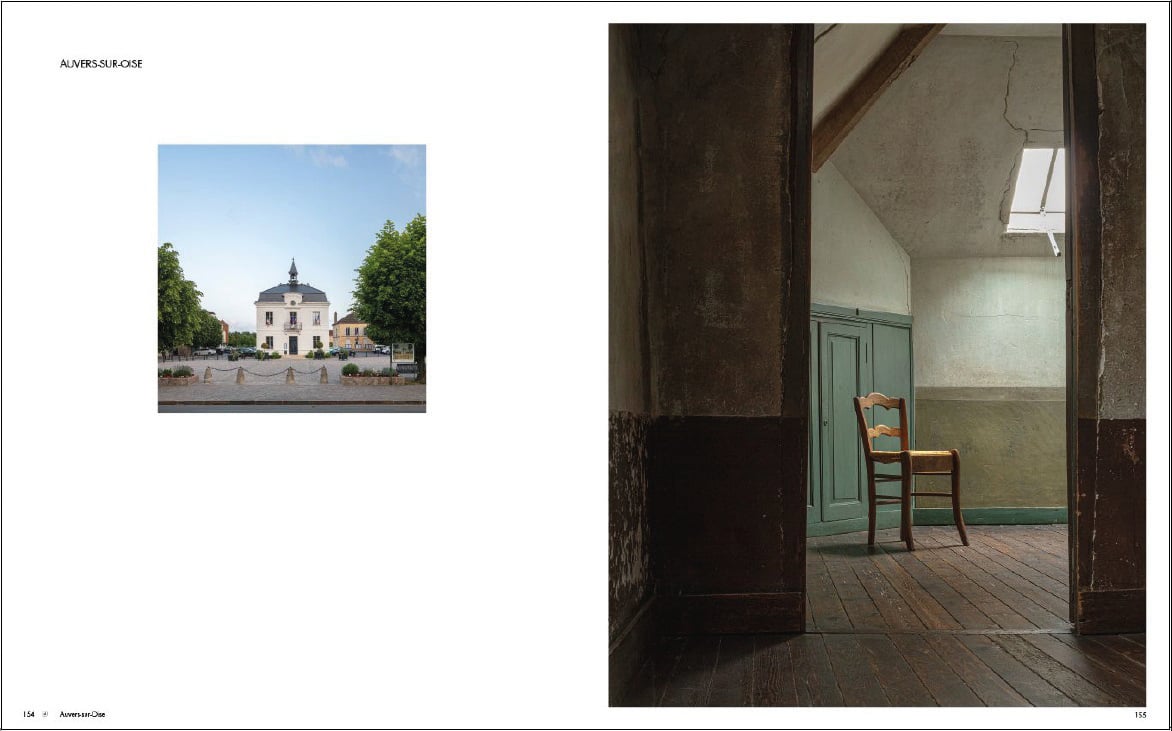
<box><xmin>60</xmin><ymin>59</ymin><xmax>142</xmax><ymax>69</ymax></box>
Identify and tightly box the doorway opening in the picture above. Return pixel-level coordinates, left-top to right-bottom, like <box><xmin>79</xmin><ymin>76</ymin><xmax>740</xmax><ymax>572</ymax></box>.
<box><xmin>806</xmin><ymin>23</ymin><xmax>1071</xmax><ymax>637</ymax></box>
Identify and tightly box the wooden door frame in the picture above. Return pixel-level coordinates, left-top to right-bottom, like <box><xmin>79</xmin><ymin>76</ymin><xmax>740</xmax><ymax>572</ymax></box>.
<box><xmin>1062</xmin><ymin>24</ymin><xmax>1146</xmax><ymax>634</ymax></box>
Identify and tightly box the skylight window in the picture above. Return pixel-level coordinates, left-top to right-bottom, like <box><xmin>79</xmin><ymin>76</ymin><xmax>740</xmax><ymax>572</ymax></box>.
<box><xmin>1007</xmin><ymin>147</ymin><xmax>1065</xmax><ymax>254</ymax></box>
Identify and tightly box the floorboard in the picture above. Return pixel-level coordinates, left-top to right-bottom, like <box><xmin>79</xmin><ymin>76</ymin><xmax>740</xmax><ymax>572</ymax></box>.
<box><xmin>705</xmin><ymin>635</ymin><xmax>756</xmax><ymax>707</ymax></box>
<box><xmin>657</xmin><ymin>636</ymin><xmax>721</xmax><ymax>707</ymax></box>
<box><xmin>889</xmin><ymin>632</ymin><xmax>984</xmax><ymax>706</ymax></box>
<box><xmin>750</xmin><ymin>635</ymin><xmax>799</xmax><ymax>706</ymax></box>
<box><xmin>620</xmin><ymin>527</ymin><xmax>1145</xmax><ymax>707</ymax></box>
<box><xmin>822</xmin><ymin>633</ymin><xmax>890</xmax><ymax>706</ymax></box>
<box><xmin>789</xmin><ymin>634</ymin><xmax>844</xmax><ymax>706</ymax></box>
<box><xmin>856</xmin><ymin>633</ymin><xmax>935</xmax><ymax>706</ymax></box>
<box><xmin>956</xmin><ymin>634</ymin><xmax>1077</xmax><ymax>706</ymax></box>
<box><xmin>924</xmin><ymin>633</ymin><xmax>1031</xmax><ymax>706</ymax></box>
<box><xmin>1025</xmin><ymin>633</ymin><xmax>1145</xmax><ymax>706</ymax></box>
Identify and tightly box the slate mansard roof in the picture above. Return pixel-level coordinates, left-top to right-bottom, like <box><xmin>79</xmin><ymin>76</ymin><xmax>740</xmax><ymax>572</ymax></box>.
<box><xmin>256</xmin><ymin>258</ymin><xmax>329</xmax><ymax>303</ymax></box>
<box><xmin>256</xmin><ymin>282</ymin><xmax>329</xmax><ymax>303</ymax></box>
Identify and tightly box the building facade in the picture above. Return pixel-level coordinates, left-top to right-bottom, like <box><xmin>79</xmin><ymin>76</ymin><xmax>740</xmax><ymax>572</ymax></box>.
<box><xmin>334</xmin><ymin>312</ymin><xmax>376</xmax><ymax>351</ymax></box>
<box><xmin>255</xmin><ymin>259</ymin><xmax>331</xmax><ymax>355</ymax></box>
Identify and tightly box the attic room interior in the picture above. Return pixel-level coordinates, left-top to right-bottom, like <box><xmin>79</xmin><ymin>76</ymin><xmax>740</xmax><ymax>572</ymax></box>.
<box><xmin>609</xmin><ymin>23</ymin><xmax>1146</xmax><ymax>707</ymax></box>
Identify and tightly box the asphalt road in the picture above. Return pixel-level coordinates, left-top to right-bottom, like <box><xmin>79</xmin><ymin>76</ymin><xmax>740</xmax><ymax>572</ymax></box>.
<box><xmin>159</xmin><ymin>404</ymin><xmax>426</xmax><ymax>413</ymax></box>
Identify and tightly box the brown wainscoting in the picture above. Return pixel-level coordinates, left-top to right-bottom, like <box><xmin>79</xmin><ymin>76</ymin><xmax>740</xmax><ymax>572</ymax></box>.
<box><xmin>649</xmin><ymin>415</ymin><xmax>807</xmax><ymax>634</ymax></box>
<box><xmin>1076</xmin><ymin>588</ymin><xmax>1146</xmax><ymax>636</ymax></box>
<box><xmin>1073</xmin><ymin>417</ymin><xmax>1146</xmax><ymax>634</ymax></box>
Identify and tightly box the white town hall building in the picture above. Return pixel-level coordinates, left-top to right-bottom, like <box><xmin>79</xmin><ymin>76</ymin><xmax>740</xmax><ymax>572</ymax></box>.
<box><xmin>255</xmin><ymin>259</ymin><xmax>331</xmax><ymax>356</ymax></box>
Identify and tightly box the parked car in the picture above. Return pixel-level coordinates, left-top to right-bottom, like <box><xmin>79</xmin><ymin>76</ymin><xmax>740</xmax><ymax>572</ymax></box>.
<box><xmin>239</xmin><ymin>347</ymin><xmax>257</xmax><ymax>357</ymax></box>
<box><xmin>395</xmin><ymin>363</ymin><xmax>419</xmax><ymax>381</ymax></box>
<box><xmin>193</xmin><ymin>347</ymin><xmax>217</xmax><ymax>356</ymax></box>
<box><xmin>327</xmin><ymin>347</ymin><xmax>340</xmax><ymax>356</ymax></box>
<box><xmin>373</xmin><ymin>345</ymin><xmax>389</xmax><ymax>355</ymax></box>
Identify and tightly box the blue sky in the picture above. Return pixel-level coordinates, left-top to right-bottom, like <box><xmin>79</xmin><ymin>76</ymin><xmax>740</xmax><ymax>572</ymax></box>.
<box><xmin>159</xmin><ymin>145</ymin><xmax>425</xmax><ymax>332</ymax></box>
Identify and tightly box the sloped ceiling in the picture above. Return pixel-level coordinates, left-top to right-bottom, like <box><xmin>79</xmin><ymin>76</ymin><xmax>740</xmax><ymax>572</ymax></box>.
<box><xmin>813</xmin><ymin>24</ymin><xmax>903</xmax><ymax>126</ymax></box>
<box><xmin>826</xmin><ymin>31</ymin><xmax>1064</xmax><ymax>258</ymax></box>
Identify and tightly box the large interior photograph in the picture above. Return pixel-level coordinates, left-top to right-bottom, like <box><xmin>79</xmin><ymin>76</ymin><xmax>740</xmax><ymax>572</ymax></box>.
<box><xmin>609</xmin><ymin>22</ymin><xmax>1146</xmax><ymax>707</ymax></box>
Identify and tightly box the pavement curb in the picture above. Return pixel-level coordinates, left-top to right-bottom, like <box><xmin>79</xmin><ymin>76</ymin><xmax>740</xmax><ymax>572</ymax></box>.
<box><xmin>159</xmin><ymin>400</ymin><xmax>426</xmax><ymax>406</ymax></box>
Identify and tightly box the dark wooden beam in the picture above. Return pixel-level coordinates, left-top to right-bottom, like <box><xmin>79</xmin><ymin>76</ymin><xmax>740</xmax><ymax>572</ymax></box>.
<box><xmin>812</xmin><ymin>23</ymin><xmax>944</xmax><ymax>172</ymax></box>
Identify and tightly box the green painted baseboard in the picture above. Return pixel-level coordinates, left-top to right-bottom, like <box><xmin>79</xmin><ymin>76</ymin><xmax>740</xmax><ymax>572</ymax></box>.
<box><xmin>809</xmin><ymin>506</ymin><xmax>1067</xmax><ymax>537</ymax></box>
<box><xmin>913</xmin><ymin>507</ymin><xmax>1068</xmax><ymax>525</ymax></box>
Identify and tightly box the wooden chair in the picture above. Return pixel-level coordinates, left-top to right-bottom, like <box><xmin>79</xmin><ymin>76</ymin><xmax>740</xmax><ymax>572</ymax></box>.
<box><xmin>852</xmin><ymin>392</ymin><xmax>968</xmax><ymax>551</ymax></box>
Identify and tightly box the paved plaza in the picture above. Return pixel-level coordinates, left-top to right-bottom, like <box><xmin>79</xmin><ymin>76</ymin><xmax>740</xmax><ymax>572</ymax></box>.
<box><xmin>158</xmin><ymin>353</ymin><xmax>425</xmax><ymax>404</ymax></box>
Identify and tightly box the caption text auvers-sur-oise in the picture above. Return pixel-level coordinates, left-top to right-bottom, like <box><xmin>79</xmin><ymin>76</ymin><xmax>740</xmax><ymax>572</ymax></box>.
<box><xmin>60</xmin><ymin>59</ymin><xmax>142</xmax><ymax>69</ymax></box>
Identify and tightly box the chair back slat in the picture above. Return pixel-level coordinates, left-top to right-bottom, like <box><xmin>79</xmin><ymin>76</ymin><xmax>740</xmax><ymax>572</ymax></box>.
<box><xmin>867</xmin><ymin>424</ymin><xmax>903</xmax><ymax>440</ymax></box>
<box><xmin>853</xmin><ymin>392</ymin><xmax>910</xmax><ymax>456</ymax></box>
<box><xmin>857</xmin><ymin>392</ymin><xmax>901</xmax><ymax>410</ymax></box>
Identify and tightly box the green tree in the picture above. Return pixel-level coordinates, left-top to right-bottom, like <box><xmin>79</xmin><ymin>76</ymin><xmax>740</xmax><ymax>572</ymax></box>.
<box><xmin>193</xmin><ymin>310</ymin><xmax>224</xmax><ymax>349</ymax></box>
<box><xmin>352</xmin><ymin>215</ymin><xmax>426</xmax><ymax>360</ymax></box>
<box><xmin>158</xmin><ymin>242</ymin><xmax>203</xmax><ymax>352</ymax></box>
<box><xmin>228</xmin><ymin>331</ymin><xmax>256</xmax><ymax>348</ymax></box>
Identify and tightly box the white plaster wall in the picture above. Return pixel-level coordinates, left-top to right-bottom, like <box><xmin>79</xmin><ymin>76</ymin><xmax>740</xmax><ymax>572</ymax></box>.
<box><xmin>812</xmin><ymin>162</ymin><xmax>911</xmax><ymax>315</ymax></box>
<box><xmin>912</xmin><ymin>256</ymin><xmax>1065</xmax><ymax>387</ymax></box>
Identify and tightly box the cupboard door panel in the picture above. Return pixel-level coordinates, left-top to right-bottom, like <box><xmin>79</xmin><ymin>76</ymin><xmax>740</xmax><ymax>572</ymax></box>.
<box><xmin>820</xmin><ymin>322</ymin><xmax>872</xmax><ymax>522</ymax></box>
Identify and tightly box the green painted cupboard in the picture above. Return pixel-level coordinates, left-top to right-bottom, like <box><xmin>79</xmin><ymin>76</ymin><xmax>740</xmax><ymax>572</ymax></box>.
<box><xmin>808</xmin><ymin>305</ymin><xmax>914</xmax><ymax>536</ymax></box>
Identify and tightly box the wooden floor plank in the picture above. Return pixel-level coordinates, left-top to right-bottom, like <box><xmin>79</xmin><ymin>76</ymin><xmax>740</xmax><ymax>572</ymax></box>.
<box><xmin>806</xmin><ymin>536</ymin><xmax>851</xmax><ymax>632</ymax></box>
<box><xmin>875</xmin><ymin>535</ymin><xmax>995</xmax><ymax>628</ymax></box>
<box><xmin>869</xmin><ymin>545</ymin><xmax>962</xmax><ymax>630</ymax></box>
<box><xmin>924</xmin><ymin>634</ymin><xmax>1031</xmax><ymax>706</ymax></box>
<box><xmin>900</xmin><ymin>537</ymin><xmax>1034</xmax><ymax>629</ymax></box>
<box><xmin>957</xmin><ymin>634</ymin><xmax>1077</xmax><ymax>706</ymax></box>
<box><xmin>959</xmin><ymin>531</ymin><xmax>1068</xmax><ymax>601</ymax></box>
<box><xmin>1082</xmin><ymin>633</ymin><xmax>1146</xmax><ymax>669</ymax></box>
<box><xmin>790</xmin><ymin>633</ymin><xmax>844</xmax><ymax>706</ymax></box>
<box><xmin>819</xmin><ymin>533</ymin><xmax>887</xmax><ymax>630</ymax></box>
<box><xmin>823</xmin><ymin>633</ymin><xmax>890</xmax><ymax>706</ymax></box>
<box><xmin>619</xmin><ymin>636</ymin><xmax>686</xmax><ymax>707</ymax></box>
<box><xmin>981</xmin><ymin>533</ymin><xmax>1069</xmax><ymax>584</ymax></box>
<box><xmin>1026</xmin><ymin>633</ymin><xmax>1145</xmax><ymax>707</ymax></box>
<box><xmin>750</xmin><ymin>635</ymin><xmax>800</xmax><ymax>707</ymax></box>
<box><xmin>890</xmin><ymin>633</ymin><xmax>983</xmax><ymax>706</ymax></box>
<box><xmin>997</xmin><ymin>526</ymin><xmax>1067</xmax><ymax>561</ymax></box>
<box><xmin>915</xmin><ymin>530</ymin><xmax>1068</xmax><ymax>629</ymax></box>
<box><xmin>990</xmin><ymin>634</ymin><xmax>1121</xmax><ymax>706</ymax></box>
<box><xmin>856</xmin><ymin>633</ymin><xmax>936</xmax><ymax>706</ymax></box>
<box><xmin>852</xmin><ymin>553</ymin><xmax>928</xmax><ymax>631</ymax></box>
<box><xmin>706</xmin><ymin>635</ymin><xmax>757</xmax><ymax>707</ymax></box>
<box><xmin>658</xmin><ymin>636</ymin><xmax>721</xmax><ymax>707</ymax></box>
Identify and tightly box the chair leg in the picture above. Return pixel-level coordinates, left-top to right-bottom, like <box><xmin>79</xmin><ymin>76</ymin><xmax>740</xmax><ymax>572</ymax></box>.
<box><xmin>950</xmin><ymin>449</ymin><xmax>968</xmax><ymax>546</ymax></box>
<box><xmin>866</xmin><ymin>467</ymin><xmax>877</xmax><ymax>545</ymax></box>
<box><xmin>900</xmin><ymin>453</ymin><xmax>914</xmax><ymax>551</ymax></box>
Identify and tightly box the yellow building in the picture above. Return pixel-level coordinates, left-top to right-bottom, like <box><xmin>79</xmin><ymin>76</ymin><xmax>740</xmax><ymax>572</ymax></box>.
<box><xmin>334</xmin><ymin>312</ymin><xmax>376</xmax><ymax>351</ymax></box>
